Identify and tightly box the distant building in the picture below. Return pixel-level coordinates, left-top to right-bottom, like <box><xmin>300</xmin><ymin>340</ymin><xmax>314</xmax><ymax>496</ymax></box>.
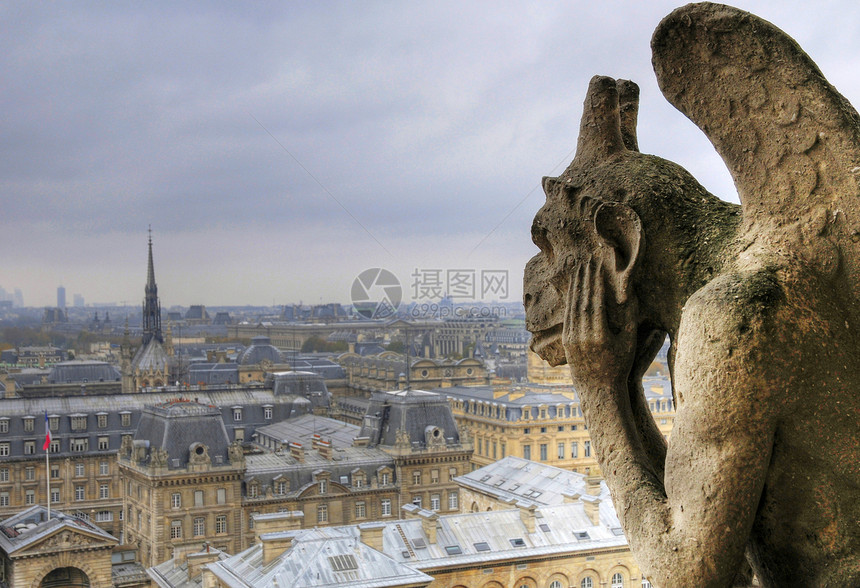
<box><xmin>73</xmin><ymin>293</ymin><xmax>85</xmax><ymax>307</ymax></box>
<box><xmin>151</xmin><ymin>460</ymin><xmax>645</xmax><ymax>588</ymax></box>
<box><xmin>443</xmin><ymin>378</ymin><xmax>675</xmax><ymax>474</ymax></box>
<box><xmin>57</xmin><ymin>286</ymin><xmax>66</xmax><ymax>310</ymax></box>
<box><xmin>338</xmin><ymin>351</ymin><xmax>486</xmax><ymax>397</ymax></box>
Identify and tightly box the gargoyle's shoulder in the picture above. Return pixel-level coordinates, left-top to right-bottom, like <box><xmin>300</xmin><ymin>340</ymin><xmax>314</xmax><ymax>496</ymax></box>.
<box><xmin>682</xmin><ymin>267</ymin><xmax>790</xmax><ymax>344</ymax></box>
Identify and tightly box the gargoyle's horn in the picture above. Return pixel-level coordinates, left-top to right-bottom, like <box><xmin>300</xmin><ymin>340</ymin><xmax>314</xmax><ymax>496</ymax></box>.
<box><xmin>573</xmin><ymin>76</ymin><xmax>627</xmax><ymax>167</ymax></box>
<box><xmin>617</xmin><ymin>79</ymin><xmax>640</xmax><ymax>152</ymax></box>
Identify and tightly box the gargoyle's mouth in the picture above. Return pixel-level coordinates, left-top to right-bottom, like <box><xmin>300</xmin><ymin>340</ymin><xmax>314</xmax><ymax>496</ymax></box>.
<box><xmin>529</xmin><ymin>323</ymin><xmax>563</xmax><ymax>357</ymax></box>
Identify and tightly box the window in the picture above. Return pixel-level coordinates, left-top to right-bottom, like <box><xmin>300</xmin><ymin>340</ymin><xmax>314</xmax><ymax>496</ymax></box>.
<box><xmin>381</xmin><ymin>498</ymin><xmax>391</xmax><ymax>516</ymax></box>
<box><xmin>49</xmin><ymin>416</ymin><xmax>59</xmax><ymax>430</ymax></box>
<box><xmin>193</xmin><ymin>517</ymin><xmax>205</xmax><ymax>537</ymax></box>
<box><xmin>172</xmin><ymin>493</ymin><xmax>181</xmax><ymax>508</ymax></box>
<box><xmin>264</xmin><ymin>406</ymin><xmax>272</xmax><ymax>419</ymax></box>
<box><xmin>431</xmin><ymin>469</ymin><xmax>439</xmax><ymax>484</ymax></box>
<box><xmin>0</xmin><ymin>443</ymin><xmax>9</xmax><ymax>457</ymax></box>
<box><xmin>581</xmin><ymin>578</ymin><xmax>594</xmax><ymax>588</ymax></box>
<box><xmin>477</xmin><ymin>438</ymin><xmax>482</xmax><ymax>455</ymax></box>
<box><xmin>71</xmin><ymin>438</ymin><xmax>88</xmax><ymax>452</ymax></box>
<box><xmin>98</xmin><ymin>436</ymin><xmax>109</xmax><ymax>450</ymax></box>
<box><xmin>0</xmin><ymin>493</ymin><xmax>7</xmax><ymax>506</ymax></box>
<box><xmin>413</xmin><ymin>471</ymin><xmax>421</xmax><ymax>485</ymax></box>
<box><xmin>522</xmin><ymin>445</ymin><xmax>531</xmax><ymax>460</ymax></box>
<box><xmin>25</xmin><ymin>489</ymin><xmax>35</xmax><ymax>505</ymax></box>
<box><xmin>448</xmin><ymin>491</ymin><xmax>459</xmax><ymax>510</ymax></box>
<box><xmin>448</xmin><ymin>467</ymin><xmax>457</xmax><ymax>481</ymax></box>
<box><xmin>0</xmin><ymin>467</ymin><xmax>7</xmax><ymax>482</ymax></box>
<box><xmin>571</xmin><ymin>442</ymin><xmax>579</xmax><ymax>458</ymax></box>
<box><xmin>51</xmin><ymin>489</ymin><xmax>60</xmax><ymax>503</ymax></box>
<box><xmin>380</xmin><ymin>472</ymin><xmax>390</xmax><ymax>486</ymax></box>
<box><xmin>216</xmin><ymin>515</ymin><xmax>227</xmax><ymax>534</ymax></box>
<box><xmin>233</xmin><ymin>408</ymin><xmax>242</xmax><ymax>421</ymax></box>
<box><xmin>171</xmin><ymin>520</ymin><xmax>182</xmax><ymax>539</ymax></box>
<box><xmin>0</xmin><ymin>419</ymin><xmax>7</xmax><ymax>433</ymax></box>
<box><xmin>71</xmin><ymin>416</ymin><xmax>87</xmax><ymax>431</ymax></box>
<box><xmin>550</xmin><ymin>582</ymin><xmax>563</xmax><ymax>588</ymax></box>
<box><xmin>317</xmin><ymin>504</ymin><xmax>328</xmax><ymax>523</ymax></box>
<box><xmin>75</xmin><ymin>463</ymin><xmax>85</xmax><ymax>477</ymax></box>
<box><xmin>234</xmin><ymin>428</ymin><xmax>244</xmax><ymax>442</ymax></box>
<box><xmin>354</xmin><ymin>475</ymin><xmax>363</xmax><ymax>488</ymax></box>
<box><xmin>540</xmin><ymin>443</ymin><xmax>548</xmax><ymax>461</ymax></box>
<box><xmin>99</xmin><ymin>461</ymin><xmax>109</xmax><ymax>476</ymax></box>
<box><xmin>540</xmin><ymin>426</ymin><xmax>547</xmax><ymax>433</ymax></box>
<box><xmin>412</xmin><ymin>496</ymin><xmax>422</xmax><ymax>508</ymax></box>
<box><xmin>97</xmin><ymin>414</ymin><xmax>108</xmax><ymax>428</ymax></box>
<box><xmin>49</xmin><ymin>439</ymin><xmax>59</xmax><ymax>453</ymax></box>
<box><xmin>642</xmin><ymin>581</ymin><xmax>653</xmax><ymax>588</ymax></box>
<box><xmin>217</xmin><ymin>488</ymin><xmax>226</xmax><ymax>504</ymax></box>
<box><xmin>195</xmin><ymin>490</ymin><xmax>204</xmax><ymax>507</ymax></box>
<box><xmin>75</xmin><ymin>486</ymin><xmax>85</xmax><ymax>501</ymax></box>
<box><xmin>24</xmin><ymin>440</ymin><xmax>35</xmax><ymax>455</ymax></box>
<box><xmin>25</xmin><ymin>466</ymin><xmax>35</xmax><ymax>480</ymax></box>
<box><xmin>584</xmin><ymin>441</ymin><xmax>591</xmax><ymax>457</ymax></box>
<box><xmin>248</xmin><ymin>484</ymin><xmax>258</xmax><ymax>498</ymax></box>
<box><xmin>523</xmin><ymin>428</ymin><xmax>530</xmax><ymax>434</ymax></box>
<box><xmin>612</xmin><ymin>573</ymin><xmax>624</xmax><ymax>588</ymax></box>
<box><xmin>355</xmin><ymin>501</ymin><xmax>366</xmax><ymax>519</ymax></box>
<box><xmin>100</xmin><ymin>484</ymin><xmax>109</xmax><ymax>499</ymax></box>
<box><xmin>501</xmin><ymin>443</ymin><xmax>506</xmax><ymax>458</ymax></box>
<box><xmin>23</xmin><ymin>417</ymin><xmax>34</xmax><ymax>432</ymax></box>
<box><xmin>276</xmin><ymin>481</ymin><xmax>287</xmax><ymax>495</ymax></box>
<box><xmin>50</xmin><ymin>465</ymin><xmax>59</xmax><ymax>479</ymax></box>
<box><xmin>558</xmin><ymin>442</ymin><xmax>565</xmax><ymax>459</ymax></box>
<box><xmin>121</xmin><ymin>413</ymin><xmax>131</xmax><ymax>427</ymax></box>
<box><xmin>430</xmin><ymin>494</ymin><xmax>441</xmax><ymax>511</ymax></box>
<box><xmin>96</xmin><ymin>510</ymin><xmax>112</xmax><ymax>522</ymax></box>
<box><xmin>319</xmin><ymin>479</ymin><xmax>327</xmax><ymax>494</ymax></box>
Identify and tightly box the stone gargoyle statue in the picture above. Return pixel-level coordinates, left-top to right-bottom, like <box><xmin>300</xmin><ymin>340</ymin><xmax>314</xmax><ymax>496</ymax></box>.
<box><xmin>524</xmin><ymin>3</ymin><xmax>859</xmax><ymax>586</ymax></box>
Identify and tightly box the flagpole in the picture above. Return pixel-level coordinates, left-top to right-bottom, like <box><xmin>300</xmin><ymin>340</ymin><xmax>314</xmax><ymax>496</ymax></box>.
<box><xmin>44</xmin><ymin>412</ymin><xmax>51</xmax><ymax>521</ymax></box>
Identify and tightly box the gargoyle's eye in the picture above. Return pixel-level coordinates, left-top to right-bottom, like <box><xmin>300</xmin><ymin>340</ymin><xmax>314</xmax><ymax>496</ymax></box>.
<box><xmin>531</xmin><ymin>220</ymin><xmax>554</xmax><ymax>260</ymax></box>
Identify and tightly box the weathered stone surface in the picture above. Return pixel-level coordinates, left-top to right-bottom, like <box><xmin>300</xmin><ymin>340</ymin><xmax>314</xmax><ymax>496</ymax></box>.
<box><xmin>524</xmin><ymin>3</ymin><xmax>860</xmax><ymax>587</ymax></box>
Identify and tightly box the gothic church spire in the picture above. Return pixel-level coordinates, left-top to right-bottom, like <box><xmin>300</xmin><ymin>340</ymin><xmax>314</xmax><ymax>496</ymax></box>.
<box><xmin>142</xmin><ymin>227</ymin><xmax>163</xmax><ymax>345</ymax></box>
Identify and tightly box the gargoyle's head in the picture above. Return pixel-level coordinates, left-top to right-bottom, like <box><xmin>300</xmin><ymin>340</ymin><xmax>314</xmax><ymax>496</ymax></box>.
<box><xmin>524</xmin><ymin>76</ymin><xmax>645</xmax><ymax>366</ymax></box>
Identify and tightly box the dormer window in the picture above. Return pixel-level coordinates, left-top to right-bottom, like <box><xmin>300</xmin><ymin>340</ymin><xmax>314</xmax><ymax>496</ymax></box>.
<box><xmin>23</xmin><ymin>417</ymin><xmax>34</xmax><ymax>432</ymax></box>
<box><xmin>319</xmin><ymin>479</ymin><xmax>327</xmax><ymax>494</ymax></box>
<box><xmin>232</xmin><ymin>407</ymin><xmax>242</xmax><ymax>421</ymax></box>
<box><xmin>248</xmin><ymin>483</ymin><xmax>259</xmax><ymax>498</ymax></box>
<box><xmin>71</xmin><ymin>415</ymin><xmax>87</xmax><ymax>431</ymax></box>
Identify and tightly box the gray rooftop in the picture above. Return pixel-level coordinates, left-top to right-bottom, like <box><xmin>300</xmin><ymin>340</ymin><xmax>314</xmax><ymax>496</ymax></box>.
<box><xmin>0</xmin><ymin>505</ymin><xmax>117</xmax><ymax>557</ymax></box>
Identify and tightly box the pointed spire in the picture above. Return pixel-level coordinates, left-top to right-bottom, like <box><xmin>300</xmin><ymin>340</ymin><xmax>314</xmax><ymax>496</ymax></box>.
<box><xmin>141</xmin><ymin>227</ymin><xmax>163</xmax><ymax>345</ymax></box>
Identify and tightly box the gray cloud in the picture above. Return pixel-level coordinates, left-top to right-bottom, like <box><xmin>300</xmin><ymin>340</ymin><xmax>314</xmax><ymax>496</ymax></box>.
<box><xmin>2</xmin><ymin>1</ymin><xmax>858</xmax><ymax>306</ymax></box>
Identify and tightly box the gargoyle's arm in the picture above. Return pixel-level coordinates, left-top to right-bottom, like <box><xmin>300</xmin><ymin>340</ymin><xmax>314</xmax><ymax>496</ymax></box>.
<box><xmin>570</xmin><ymin>270</ymin><xmax>778</xmax><ymax>587</ymax></box>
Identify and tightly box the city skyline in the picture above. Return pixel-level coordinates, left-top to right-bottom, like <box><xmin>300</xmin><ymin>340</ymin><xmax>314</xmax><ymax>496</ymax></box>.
<box><xmin>4</xmin><ymin>1</ymin><xmax>859</xmax><ymax>307</ymax></box>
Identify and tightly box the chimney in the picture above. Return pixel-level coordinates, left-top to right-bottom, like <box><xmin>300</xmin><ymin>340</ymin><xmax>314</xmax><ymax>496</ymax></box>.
<box><xmin>417</xmin><ymin>509</ymin><xmax>439</xmax><ymax>544</ymax></box>
<box><xmin>186</xmin><ymin>545</ymin><xmax>221</xmax><ymax>579</ymax></box>
<box><xmin>317</xmin><ymin>438</ymin><xmax>332</xmax><ymax>460</ymax></box>
<box><xmin>311</xmin><ymin>433</ymin><xmax>321</xmax><ymax>449</ymax></box>
<box><xmin>172</xmin><ymin>544</ymin><xmax>197</xmax><ymax>568</ymax></box>
<box><xmin>1</xmin><ymin>373</ymin><xmax>14</xmax><ymax>399</ymax></box>
<box><xmin>585</xmin><ymin>476</ymin><xmax>601</xmax><ymax>496</ymax></box>
<box><xmin>206</xmin><ymin>350</ymin><xmax>215</xmax><ymax>362</ymax></box>
<box><xmin>289</xmin><ymin>441</ymin><xmax>304</xmax><ymax>463</ymax></box>
<box><xmin>261</xmin><ymin>533</ymin><xmax>295</xmax><ymax>566</ymax></box>
<box><xmin>358</xmin><ymin>522</ymin><xmax>385</xmax><ymax>551</ymax></box>
<box><xmin>582</xmin><ymin>495</ymin><xmax>601</xmax><ymax>526</ymax></box>
<box><xmin>518</xmin><ymin>502</ymin><xmax>536</xmax><ymax>534</ymax></box>
<box><xmin>254</xmin><ymin>511</ymin><xmax>304</xmax><ymax>544</ymax></box>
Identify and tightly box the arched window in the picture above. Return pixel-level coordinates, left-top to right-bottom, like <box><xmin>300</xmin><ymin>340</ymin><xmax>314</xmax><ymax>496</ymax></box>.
<box><xmin>550</xmin><ymin>581</ymin><xmax>563</xmax><ymax>588</ymax></box>
<box><xmin>581</xmin><ymin>578</ymin><xmax>594</xmax><ymax>588</ymax></box>
<box><xmin>611</xmin><ymin>573</ymin><xmax>624</xmax><ymax>588</ymax></box>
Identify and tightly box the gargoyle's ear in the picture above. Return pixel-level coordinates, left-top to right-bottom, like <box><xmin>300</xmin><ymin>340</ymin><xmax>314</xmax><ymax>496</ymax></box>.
<box><xmin>594</xmin><ymin>201</ymin><xmax>643</xmax><ymax>304</ymax></box>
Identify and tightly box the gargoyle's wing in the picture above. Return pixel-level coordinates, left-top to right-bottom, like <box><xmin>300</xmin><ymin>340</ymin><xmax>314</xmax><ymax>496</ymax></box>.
<box><xmin>651</xmin><ymin>2</ymin><xmax>860</xmax><ymax>227</ymax></box>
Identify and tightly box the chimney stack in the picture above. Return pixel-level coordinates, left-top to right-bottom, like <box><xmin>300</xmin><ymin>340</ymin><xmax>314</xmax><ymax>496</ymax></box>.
<box><xmin>289</xmin><ymin>441</ymin><xmax>304</xmax><ymax>463</ymax></box>
<box><xmin>358</xmin><ymin>521</ymin><xmax>386</xmax><ymax>551</ymax></box>
<box><xmin>518</xmin><ymin>502</ymin><xmax>537</xmax><ymax>534</ymax></box>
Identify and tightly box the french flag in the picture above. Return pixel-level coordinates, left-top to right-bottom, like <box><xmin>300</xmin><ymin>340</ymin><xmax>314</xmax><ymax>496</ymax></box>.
<box><xmin>43</xmin><ymin>412</ymin><xmax>52</xmax><ymax>451</ymax></box>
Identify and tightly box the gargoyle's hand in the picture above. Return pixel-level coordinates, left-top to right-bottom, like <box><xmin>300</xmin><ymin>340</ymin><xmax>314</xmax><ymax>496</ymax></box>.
<box><xmin>562</xmin><ymin>256</ymin><xmax>638</xmax><ymax>393</ymax></box>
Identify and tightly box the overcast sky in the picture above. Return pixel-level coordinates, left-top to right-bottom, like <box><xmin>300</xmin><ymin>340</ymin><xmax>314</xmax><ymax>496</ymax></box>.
<box><xmin>3</xmin><ymin>1</ymin><xmax>859</xmax><ymax>308</ymax></box>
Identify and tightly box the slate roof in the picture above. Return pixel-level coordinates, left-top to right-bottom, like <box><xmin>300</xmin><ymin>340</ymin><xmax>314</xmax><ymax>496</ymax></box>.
<box><xmin>134</xmin><ymin>400</ymin><xmax>231</xmax><ymax>468</ymax></box>
<box><xmin>47</xmin><ymin>360</ymin><xmax>122</xmax><ymax>383</ymax></box>
<box><xmin>267</xmin><ymin>371</ymin><xmax>331</xmax><ymax>408</ymax></box>
<box><xmin>237</xmin><ymin>336</ymin><xmax>283</xmax><ymax>365</ymax></box>
<box><xmin>132</xmin><ymin>337</ymin><xmax>171</xmax><ymax>373</ymax></box>
<box><xmin>204</xmin><ymin>527</ymin><xmax>433</xmax><ymax>588</ymax></box>
<box><xmin>358</xmin><ymin>389</ymin><xmax>461</xmax><ymax>448</ymax></box>
<box><xmin>455</xmin><ymin>456</ymin><xmax>611</xmax><ymax>506</ymax></box>
<box><xmin>0</xmin><ymin>505</ymin><xmax>117</xmax><ymax>557</ymax></box>
<box><xmin>148</xmin><ymin>547</ymin><xmax>229</xmax><ymax>587</ymax></box>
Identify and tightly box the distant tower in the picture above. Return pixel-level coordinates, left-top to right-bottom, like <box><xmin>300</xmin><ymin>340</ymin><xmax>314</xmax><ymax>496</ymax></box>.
<box><xmin>57</xmin><ymin>286</ymin><xmax>66</xmax><ymax>309</ymax></box>
<box><xmin>141</xmin><ymin>228</ymin><xmax>163</xmax><ymax>345</ymax></box>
